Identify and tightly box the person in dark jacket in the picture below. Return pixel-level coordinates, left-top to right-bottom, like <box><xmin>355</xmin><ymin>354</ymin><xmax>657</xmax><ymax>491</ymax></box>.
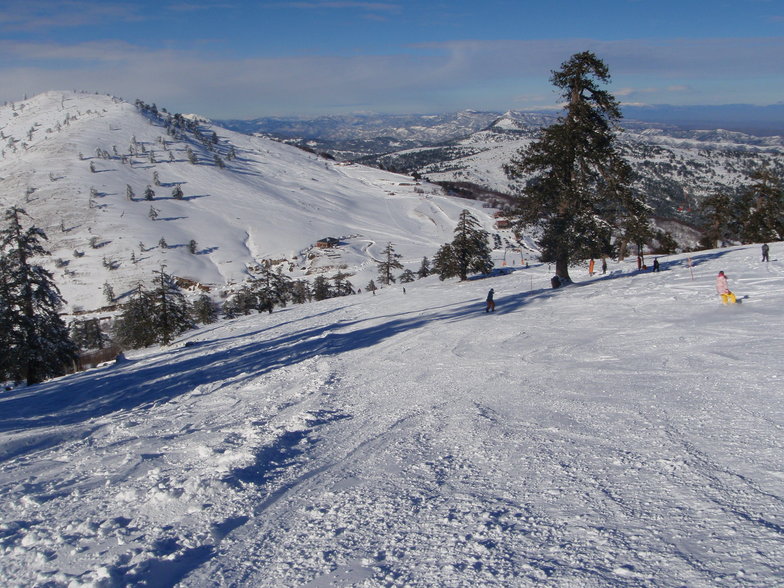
<box><xmin>653</xmin><ymin>258</ymin><xmax>660</xmax><ymax>272</ymax></box>
<box><xmin>762</xmin><ymin>243</ymin><xmax>770</xmax><ymax>262</ymax></box>
<box><xmin>485</xmin><ymin>288</ymin><xmax>495</xmax><ymax>312</ymax></box>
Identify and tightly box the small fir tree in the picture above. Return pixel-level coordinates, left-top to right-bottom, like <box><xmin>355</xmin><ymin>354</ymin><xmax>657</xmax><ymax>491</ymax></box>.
<box><xmin>377</xmin><ymin>242</ymin><xmax>403</xmax><ymax>285</ymax></box>
<box><xmin>312</xmin><ymin>275</ymin><xmax>332</xmax><ymax>301</ymax></box>
<box><xmin>399</xmin><ymin>269</ymin><xmax>415</xmax><ymax>283</ymax></box>
<box><xmin>417</xmin><ymin>256</ymin><xmax>430</xmax><ymax>279</ymax></box>
<box><xmin>433</xmin><ymin>210</ymin><xmax>493</xmax><ymax>280</ymax></box>
<box><xmin>191</xmin><ymin>294</ymin><xmax>218</xmax><ymax>324</ymax></box>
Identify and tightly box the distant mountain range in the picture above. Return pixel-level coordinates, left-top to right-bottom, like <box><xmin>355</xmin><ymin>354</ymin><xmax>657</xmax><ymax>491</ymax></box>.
<box><xmin>219</xmin><ymin>109</ymin><xmax>784</xmax><ymax>221</ymax></box>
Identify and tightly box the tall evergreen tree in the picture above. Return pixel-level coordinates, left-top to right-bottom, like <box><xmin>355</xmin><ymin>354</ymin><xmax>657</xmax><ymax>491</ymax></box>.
<box><xmin>505</xmin><ymin>51</ymin><xmax>644</xmax><ymax>282</ymax></box>
<box><xmin>0</xmin><ymin>207</ymin><xmax>77</xmax><ymax>383</ymax></box>
<box><xmin>433</xmin><ymin>210</ymin><xmax>493</xmax><ymax>280</ymax></box>
<box><xmin>377</xmin><ymin>242</ymin><xmax>403</xmax><ymax>285</ymax></box>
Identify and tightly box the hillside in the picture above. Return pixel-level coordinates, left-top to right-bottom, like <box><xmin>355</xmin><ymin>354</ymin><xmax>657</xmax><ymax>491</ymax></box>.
<box><xmin>1</xmin><ymin>244</ymin><xmax>782</xmax><ymax>585</ymax></box>
<box><xmin>0</xmin><ymin>92</ymin><xmax>506</xmax><ymax>313</ymax></box>
<box><xmin>234</xmin><ymin>110</ymin><xmax>784</xmax><ymax>223</ymax></box>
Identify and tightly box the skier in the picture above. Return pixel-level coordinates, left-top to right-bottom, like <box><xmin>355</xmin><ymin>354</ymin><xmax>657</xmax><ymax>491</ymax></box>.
<box><xmin>762</xmin><ymin>243</ymin><xmax>770</xmax><ymax>262</ymax></box>
<box><xmin>653</xmin><ymin>258</ymin><xmax>660</xmax><ymax>272</ymax></box>
<box><xmin>588</xmin><ymin>258</ymin><xmax>595</xmax><ymax>276</ymax></box>
<box><xmin>715</xmin><ymin>271</ymin><xmax>737</xmax><ymax>304</ymax></box>
<box><xmin>601</xmin><ymin>258</ymin><xmax>607</xmax><ymax>274</ymax></box>
<box><xmin>485</xmin><ymin>288</ymin><xmax>495</xmax><ymax>312</ymax></box>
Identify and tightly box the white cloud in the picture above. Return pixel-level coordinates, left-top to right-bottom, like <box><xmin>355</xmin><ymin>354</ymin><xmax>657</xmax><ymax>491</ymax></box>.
<box><xmin>0</xmin><ymin>36</ymin><xmax>781</xmax><ymax>117</ymax></box>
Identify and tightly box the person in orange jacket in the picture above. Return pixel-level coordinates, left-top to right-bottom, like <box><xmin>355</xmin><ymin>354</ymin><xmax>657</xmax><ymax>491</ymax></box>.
<box><xmin>588</xmin><ymin>258</ymin><xmax>595</xmax><ymax>276</ymax></box>
<box><xmin>715</xmin><ymin>271</ymin><xmax>737</xmax><ymax>304</ymax></box>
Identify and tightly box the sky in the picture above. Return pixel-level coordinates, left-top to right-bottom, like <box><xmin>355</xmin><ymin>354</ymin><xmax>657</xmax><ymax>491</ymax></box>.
<box><xmin>0</xmin><ymin>0</ymin><xmax>782</xmax><ymax>119</ymax></box>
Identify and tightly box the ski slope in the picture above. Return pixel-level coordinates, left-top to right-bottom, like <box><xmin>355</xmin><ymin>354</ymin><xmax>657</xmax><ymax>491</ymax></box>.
<box><xmin>0</xmin><ymin>92</ymin><xmax>498</xmax><ymax>312</ymax></box>
<box><xmin>1</xmin><ymin>244</ymin><xmax>782</xmax><ymax>586</ymax></box>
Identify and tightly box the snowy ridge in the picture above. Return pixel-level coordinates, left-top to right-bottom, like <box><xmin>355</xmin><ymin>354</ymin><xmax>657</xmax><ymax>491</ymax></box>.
<box><xmin>0</xmin><ymin>92</ymin><xmax>502</xmax><ymax>312</ymax></box>
<box><xmin>0</xmin><ymin>243</ymin><xmax>782</xmax><ymax>585</ymax></box>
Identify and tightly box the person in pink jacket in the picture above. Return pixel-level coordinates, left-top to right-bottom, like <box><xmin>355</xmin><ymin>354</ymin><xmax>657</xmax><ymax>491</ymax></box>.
<box><xmin>715</xmin><ymin>271</ymin><xmax>737</xmax><ymax>304</ymax></box>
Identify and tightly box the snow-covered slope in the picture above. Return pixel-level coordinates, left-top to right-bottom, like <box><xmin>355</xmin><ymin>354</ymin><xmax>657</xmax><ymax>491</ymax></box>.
<box><xmin>244</xmin><ymin>110</ymin><xmax>784</xmax><ymax>221</ymax></box>
<box><xmin>1</xmin><ymin>243</ymin><xmax>782</xmax><ymax>586</ymax></box>
<box><xmin>0</xmin><ymin>92</ymin><xmax>502</xmax><ymax>312</ymax></box>
<box><xmin>394</xmin><ymin>115</ymin><xmax>784</xmax><ymax>216</ymax></box>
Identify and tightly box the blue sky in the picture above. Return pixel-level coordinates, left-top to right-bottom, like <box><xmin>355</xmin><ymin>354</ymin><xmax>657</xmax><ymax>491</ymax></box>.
<box><xmin>0</xmin><ymin>0</ymin><xmax>781</xmax><ymax>119</ymax></box>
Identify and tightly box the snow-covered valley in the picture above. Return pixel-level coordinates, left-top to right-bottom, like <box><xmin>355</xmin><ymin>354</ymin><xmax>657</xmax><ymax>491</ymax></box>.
<box><xmin>1</xmin><ymin>244</ymin><xmax>782</xmax><ymax>586</ymax></box>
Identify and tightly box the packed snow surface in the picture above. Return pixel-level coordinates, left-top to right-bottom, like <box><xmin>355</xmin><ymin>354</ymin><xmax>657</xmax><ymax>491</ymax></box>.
<box><xmin>2</xmin><ymin>245</ymin><xmax>783</xmax><ymax>586</ymax></box>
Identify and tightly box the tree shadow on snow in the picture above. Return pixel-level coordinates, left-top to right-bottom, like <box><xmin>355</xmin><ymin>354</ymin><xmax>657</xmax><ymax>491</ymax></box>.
<box><xmin>0</xmin><ymin>248</ymin><xmax>739</xmax><ymax>454</ymax></box>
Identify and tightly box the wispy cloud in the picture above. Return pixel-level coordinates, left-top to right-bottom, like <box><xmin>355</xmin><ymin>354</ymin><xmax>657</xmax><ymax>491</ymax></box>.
<box><xmin>0</xmin><ymin>0</ymin><xmax>144</xmax><ymax>31</ymax></box>
<box><xmin>278</xmin><ymin>1</ymin><xmax>401</xmax><ymax>11</ymax></box>
<box><xmin>0</xmin><ymin>36</ymin><xmax>781</xmax><ymax>117</ymax></box>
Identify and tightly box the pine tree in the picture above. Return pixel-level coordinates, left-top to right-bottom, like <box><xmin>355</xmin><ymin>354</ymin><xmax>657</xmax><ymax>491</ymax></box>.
<box><xmin>103</xmin><ymin>281</ymin><xmax>115</xmax><ymax>303</ymax></box>
<box><xmin>737</xmin><ymin>167</ymin><xmax>784</xmax><ymax>243</ymax></box>
<box><xmin>332</xmin><ymin>271</ymin><xmax>354</xmax><ymax>296</ymax></box>
<box><xmin>191</xmin><ymin>294</ymin><xmax>218</xmax><ymax>324</ymax></box>
<box><xmin>114</xmin><ymin>285</ymin><xmax>157</xmax><ymax>348</ymax></box>
<box><xmin>699</xmin><ymin>192</ymin><xmax>736</xmax><ymax>249</ymax></box>
<box><xmin>0</xmin><ymin>207</ymin><xmax>77</xmax><ymax>384</ymax></box>
<box><xmin>70</xmin><ymin>318</ymin><xmax>108</xmax><ymax>350</ymax></box>
<box><xmin>289</xmin><ymin>280</ymin><xmax>311</xmax><ymax>304</ymax></box>
<box><xmin>377</xmin><ymin>242</ymin><xmax>403</xmax><ymax>285</ymax></box>
<box><xmin>144</xmin><ymin>185</ymin><xmax>155</xmax><ymax>201</ymax></box>
<box><xmin>433</xmin><ymin>210</ymin><xmax>493</xmax><ymax>280</ymax></box>
<box><xmin>312</xmin><ymin>275</ymin><xmax>332</xmax><ymax>301</ymax></box>
<box><xmin>248</xmin><ymin>267</ymin><xmax>290</xmax><ymax>313</ymax></box>
<box><xmin>417</xmin><ymin>256</ymin><xmax>430</xmax><ymax>279</ymax></box>
<box><xmin>399</xmin><ymin>269</ymin><xmax>415</xmax><ymax>283</ymax></box>
<box><xmin>505</xmin><ymin>51</ymin><xmax>643</xmax><ymax>282</ymax></box>
<box><xmin>172</xmin><ymin>185</ymin><xmax>184</xmax><ymax>200</ymax></box>
<box><xmin>114</xmin><ymin>269</ymin><xmax>191</xmax><ymax>348</ymax></box>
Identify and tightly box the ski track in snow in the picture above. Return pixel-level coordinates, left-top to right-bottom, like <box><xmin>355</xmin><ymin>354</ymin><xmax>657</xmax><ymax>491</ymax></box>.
<box><xmin>1</xmin><ymin>246</ymin><xmax>783</xmax><ymax>586</ymax></box>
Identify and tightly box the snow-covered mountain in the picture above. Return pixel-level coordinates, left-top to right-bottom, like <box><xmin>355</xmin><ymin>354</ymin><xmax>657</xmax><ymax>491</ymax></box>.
<box><xmin>218</xmin><ymin>110</ymin><xmax>504</xmax><ymax>160</ymax></box>
<box><xmin>232</xmin><ymin>110</ymin><xmax>784</xmax><ymax>220</ymax></box>
<box><xmin>1</xmin><ymin>243</ymin><xmax>782</xmax><ymax>585</ymax></box>
<box><xmin>0</xmin><ymin>92</ymin><xmax>507</xmax><ymax>313</ymax></box>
